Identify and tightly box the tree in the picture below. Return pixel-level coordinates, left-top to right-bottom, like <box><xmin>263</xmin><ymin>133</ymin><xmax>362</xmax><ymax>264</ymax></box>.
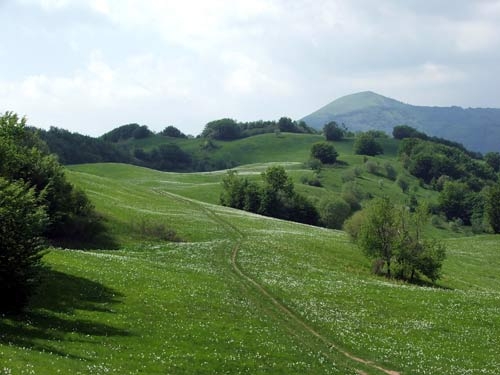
<box><xmin>160</xmin><ymin>125</ymin><xmax>186</xmax><ymax>138</ymax></box>
<box><xmin>485</xmin><ymin>152</ymin><xmax>500</xmax><ymax>173</ymax></box>
<box><xmin>357</xmin><ymin>197</ymin><xmax>446</xmax><ymax>282</ymax></box>
<box><xmin>319</xmin><ymin>197</ymin><xmax>351</xmax><ymax>229</ymax></box>
<box><xmin>486</xmin><ymin>183</ymin><xmax>500</xmax><ymax>233</ymax></box>
<box><xmin>277</xmin><ymin>117</ymin><xmax>296</xmax><ymax>132</ymax></box>
<box><xmin>358</xmin><ymin>197</ymin><xmax>398</xmax><ymax>277</ymax></box>
<box><xmin>311</xmin><ymin>142</ymin><xmax>339</xmax><ymax>164</ymax></box>
<box><xmin>323</xmin><ymin>121</ymin><xmax>345</xmax><ymax>141</ymax></box>
<box><xmin>0</xmin><ymin>178</ymin><xmax>47</xmax><ymax>313</ymax></box>
<box><xmin>438</xmin><ymin>181</ymin><xmax>474</xmax><ymax>224</ymax></box>
<box><xmin>395</xmin><ymin>203</ymin><xmax>446</xmax><ymax>282</ymax></box>
<box><xmin>201</xmin><ymin>118</ymin><xmax>241</xmax><ymax>140</ymax></box>
<box><xmin>353</xmin><ymin>132</ymin><xmax>383</xmax><ymax>156</ymax></box>
<box><xmin>392</xmin><ymin>125</ymin><xmax>427</xmax><ymax>140</ymax></box>
<box><xmin>0</xmin><ymin>112</ymin><xmax>106</xmax><ymax>243</ymax></box>
<box><xmin>220</xmin><ymin>166</ymin><xmax>318</xmax><ymax>225</ymax></box>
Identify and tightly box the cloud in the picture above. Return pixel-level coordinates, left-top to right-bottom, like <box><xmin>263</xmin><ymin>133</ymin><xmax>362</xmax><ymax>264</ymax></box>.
<box><xmin>2</xmin><ymin>0</ymin><xmax>500</xmax><ymax>135</ymax></box>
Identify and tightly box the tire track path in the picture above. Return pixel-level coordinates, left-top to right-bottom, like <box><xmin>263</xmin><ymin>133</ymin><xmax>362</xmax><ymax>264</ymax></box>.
<box><xmin>156</xmin><ymin>190</ymin><xmax>400</xmax><ymax>375</ymax></box>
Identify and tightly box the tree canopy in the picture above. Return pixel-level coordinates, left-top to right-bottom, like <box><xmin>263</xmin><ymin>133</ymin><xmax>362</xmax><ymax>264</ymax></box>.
<box><xmin>311</xmin><ymin>142</ymin><xmax>339</xmax><ymax>164</ymax></box>
<box><xmin>353</xmin><ymin>132</ymin><xmax>383</xmax><ymax>156</ymax></box>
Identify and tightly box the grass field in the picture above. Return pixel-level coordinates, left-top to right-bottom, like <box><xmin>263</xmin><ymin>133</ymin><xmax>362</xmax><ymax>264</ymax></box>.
<box><xmin>1</xmin><ymin>162</ymin><xmax>499</xmax><ymax>375</ymax></box>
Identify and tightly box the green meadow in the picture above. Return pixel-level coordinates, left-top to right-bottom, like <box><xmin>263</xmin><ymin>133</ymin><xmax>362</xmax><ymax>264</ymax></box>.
<box><xmin>1</xmin><ymin>157</ymin><xmax>499</xmax><ymax>375</ymax></box>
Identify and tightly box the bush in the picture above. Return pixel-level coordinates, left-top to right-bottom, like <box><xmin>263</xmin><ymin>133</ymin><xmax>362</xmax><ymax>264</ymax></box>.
<box><xmin>365</xmin><ymin>160</ymin><xmax>380</xmax><ymax>174</ymax></box>
<box><xmin>396</xmin><ymin>176</ymin><xmax>410</xmax><ymax>193</ymax></box>
<box><xmin>311</xmin><ymin>142</ymin><xmax>339</xmax><ymax>164</ymax></box>
<box><xmin>323</xmin><ymin>121</ymin><xmax>345</xmax><ymax>141</ymax></box>
<box><xmin>319</xmin><ymin>197</ymin><xmax>351</xmax><ymax>229</ymax></box>
<box><xmin>343</xmin><ymin>210</ymin><xmax>366</xmax><ymax>242</ymax></box>
<box><xmin>354</xmin><ymin>133</ymin><xmax>383</xmax><ymax>156</ymax></box>
<box><xmin>384</xmin><ymin>162</ymin><xmax>397</xmax><ymax>180</ymax></box>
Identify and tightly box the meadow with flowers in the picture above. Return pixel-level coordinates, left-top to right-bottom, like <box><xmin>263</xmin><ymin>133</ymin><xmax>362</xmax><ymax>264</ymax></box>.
<box><xmin>1</xmin><ymin>162</ymin><xmax>498</xmax><ymax>375</ymax></box>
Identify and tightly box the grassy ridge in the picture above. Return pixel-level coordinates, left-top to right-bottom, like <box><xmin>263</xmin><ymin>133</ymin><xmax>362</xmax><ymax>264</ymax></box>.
<box><xmin>1</xmin><ymin>163</ymin><xmax>499</xmax><ymax>374</ymax></box>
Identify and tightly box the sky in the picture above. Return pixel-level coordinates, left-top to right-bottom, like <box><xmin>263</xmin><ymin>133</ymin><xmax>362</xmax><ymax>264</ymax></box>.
<box><xmin>1</xmin><ymin>0</ymin><xmax>500</xmax><ymax>136</ymax></box>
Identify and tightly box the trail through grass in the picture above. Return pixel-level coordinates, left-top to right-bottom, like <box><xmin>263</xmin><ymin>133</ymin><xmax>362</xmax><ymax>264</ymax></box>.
<box><xmin>2</xmin><ymin>163</ymin><xmax>499</xmax><ymax>375</ymax></box>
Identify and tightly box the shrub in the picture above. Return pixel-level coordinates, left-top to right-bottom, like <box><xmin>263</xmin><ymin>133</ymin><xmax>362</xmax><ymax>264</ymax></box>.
<box><xmin>343</xmin><ymin>210</ymin><xmax>366</xmax><ymax>242</ymax></box>
<box><xmin>311</xmin><ymin>142</ymin><xmax>339</xmax><ymax>164</ymax></box>
<box><xmin>364</xmin><ymin>160</ymin><xmax>380</xmax><ymax>174</ymax></box>
<box><xmin>396</xmin><ymin>176</ymin><xmax>410</xmax><ymax>193</ymax></box>
<box><xmin>384</xmin><ymin>162</ymin><xmax>397</xmax><ymax>180</ymax></box>
<box><xmin>319</xmin><ymin>197</ymin><xmax>351</xmax><ymax>229</ymax></box>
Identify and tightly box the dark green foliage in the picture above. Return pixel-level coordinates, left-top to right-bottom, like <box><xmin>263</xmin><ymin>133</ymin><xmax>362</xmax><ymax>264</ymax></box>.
<box><xmin>353</xmin><ymin>132</ymin><xmax>383</xmax><ymax>156</ymax></box>
<box><xmin>143</xmin><ymin>144</ymin><xmax>192</xmax><ymax>171</ymax></box>
<box><xmin>318</xmin><ymin>197</ymin><xmax>351</xmax><ymax>229</ymax></box>
<box><xmin>399</xmin><ymin>138</ymin><xmax>496</xmax><ymax>187</ymax></box>
<box><xmin>396</xmin><ymin>176</ymin><xmax>410</xmax><ymax>193</ymax></box>
<box><xmin>395</xmin><ymin>204</ymin><xmax>446</xmax><ymax>282</ymax></box>
<box><xmin>438</xmin><ymin>181</ymin><xmax>476</xmax><ymax>225</ymax></box>
<box><xmin>486</xmin><ymin>183</ymin><xmax>500</xmax><ymax>233</ymax></box>
<box><xmin>101</xmin><ymin>123</ymin><xmax>153</xmax><ymax>142</ymax></box>
<box><xmin>159</xmin><ymin>126</ymin><xmax>187</xmax><ymax>138</ymax></box>
<box><xmin>384</xmin><ymin>162</ymin><xmax>397</xmax><ymax>180</ymax></box>
<box><xmin>484</xmin><ymin>152</ymin><xmax>500</xmax><ymax>172</ymax></box>
<box><xmin>0</xmin><ymin>112</ymin><xmax>108</xmax><ymax>245</ymax></box>
<box><xmin>201</xmin><ymin>118</ymin><xmax>241</xmax><ymax>140</ymax></box>
<box><xmin>357</xmin><ymin>197</ymin><xmax>446</xmax><ymax>282</ymax></box>
<box><xmin>37</xmin><ymin>127</ymin><xmax>131</xmax><ymax>165</ymax></box>
<box><xmin>310</xmin><ymin>142</ymin><xmax>339</xmax><ymax>164</ymax></box>
<box><xmin>393</xmin><ymin>125</ymin><xmax>427</xmax><ymax>140</ymax></box>
<box><xmin>277</xmin><ymin>117</ymin><xmax>296</xmax><ymax>132</ymax></box>
<box><xmin>323</xmin><ymin>121</ymin><xmax>345</xmax><ymax>141</ymax></box>
<box><xmin>0</xmin><ymin>178</ymin><xmax>47</xmax><ymax>313</ymax></box>
<box><xmin>220</xmin><ymin>166</ymin><xmax>319</xmax><ymax>226</ymax></box>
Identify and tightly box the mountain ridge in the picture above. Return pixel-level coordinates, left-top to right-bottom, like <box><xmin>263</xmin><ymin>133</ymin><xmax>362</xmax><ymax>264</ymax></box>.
<box><xmin>301</xmin><ymin>91</ymin><xmax>500</xmax><ymax>153</ymax></box>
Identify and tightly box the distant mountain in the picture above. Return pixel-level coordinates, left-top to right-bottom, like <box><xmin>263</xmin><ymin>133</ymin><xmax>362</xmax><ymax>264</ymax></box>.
<box><xmin>301</xmin><ymin>91</ymin><xmax>500</xmax><ymax>153</ymax></box>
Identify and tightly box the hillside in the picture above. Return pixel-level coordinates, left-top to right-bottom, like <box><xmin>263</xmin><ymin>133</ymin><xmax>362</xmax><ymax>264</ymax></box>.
<box><xmin>301</xmin><ymin>91</ymin><xmax>500</xmax><ymax>153</ymax></box>
<box><xmin>2</xmin><ymin>162</ymin><xmax>499</xmax><ymax>374</ymax></box>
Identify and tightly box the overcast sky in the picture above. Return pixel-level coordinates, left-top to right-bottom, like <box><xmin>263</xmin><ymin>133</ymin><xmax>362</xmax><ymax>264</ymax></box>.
<box><xmin>2</xmin><ymin>0</ymin><xmax>500</xmax><ymax>136</ymax></box>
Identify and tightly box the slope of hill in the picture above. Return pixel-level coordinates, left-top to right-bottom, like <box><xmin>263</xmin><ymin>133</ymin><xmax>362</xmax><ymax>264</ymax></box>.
<box><xmin>302</xmin><ymin>91</ymin><xmax>500</xmax><ymax>153</ymax></box>
<box><xmin>1</xmin><ymin>162</ymin><xmax>498</xmax><ymax>374</ymax></box>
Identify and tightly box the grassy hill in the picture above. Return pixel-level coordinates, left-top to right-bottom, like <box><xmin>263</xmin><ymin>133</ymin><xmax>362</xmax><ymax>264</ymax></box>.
<box><xmin>1</xmin><ymin>160</ymin><xmax>499</xmax><ymax>374</ymax></box>
<box><xmin>301</xmin><ymin>91</ymin><xmax>500</xmax><ymax>153</ymax></box>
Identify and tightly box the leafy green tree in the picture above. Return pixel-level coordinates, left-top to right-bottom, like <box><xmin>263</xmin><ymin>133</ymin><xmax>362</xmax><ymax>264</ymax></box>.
<box><xmin>438</xmin><ymin>181</ymin><xmax>474</xmax><ymax>224</ymax></box>
<box><xmin>486</xmin><ymin>183</ymin><xmax>500</xmax><ymax>233</ymax></box>
<box><xmin>319</xmin><ymin>197</ymin><xmax>351</xmax><ymax>229</ymax></box>
<box><xmin>353</xmin><ymin>132</ymin><xmax>383</xmax><ymax>156</ymax></box>
<box><xmin>357</xmin><ymin>197</ymin><xmax>446</xmax><ymax>282</ymax></box>
<box><xmin>484</xmin><ymin>152</ymin><xmax>500</xmax><ymax>173</ymax></box>
<box><xmin>311</xmin><ymin>142</ymin><xmax>339</xmax><ymax>164</ymax></box>
<box><xmin>323</xmin><ymin>121</ymin><xmax>345</xmax><ymax>141</ymax></box>
<box><xmin>392</xmin><ymin>125</ymin><xmax>427</xmax><ymax>140</ymax></box>
<box><xmin>160</xmin><ymin>125</ymin><xmax>186</xmax><ymax>138</ymax></box>
<box><xmin>0</xmin><ymin>178</ymin><xmax>47</xmax><ymax>313</ymax></box>
<box><xmin>277</xmin><ymin>117</ymin><xmax>296</xmax><ymax>132</ymax></box>
<box><xmin>0</xmin><ymin>112</ymin><xmax>106</xmax><ymax>244</ymax></box>
<box><xmin>220</xmin><ymin>166</ymin><xmax>318</xmax><ymax>225</ymax></box>
<box><xmin>201</xmin><ymin>118</ymin><xmax>241</xmax><ymax>140</ymax></box>
<box><xmin>396</xmin><ymin>176</ymin><xmax>410</xmax><ymax>193</ymax></box>
<box><xmin>395</xmin><ymin>203</ymin><xmax>446</xmax><ymax>282</ymax></box>
<box><xmin>358</xmin><ymin>197</ymin><xmax>398</xmax><ymax>277</ymax></box>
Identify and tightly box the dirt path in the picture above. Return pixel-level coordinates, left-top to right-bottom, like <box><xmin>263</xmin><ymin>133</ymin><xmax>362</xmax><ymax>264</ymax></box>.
<box><xmin>156</xmin><ymin>190</ymin><xmax>401</xmax><ymax>375</ymax></box>
<box><xmin>231</xmin><ymin>243</ymin><xmax>401</xmax><ymax>375</ymax></box>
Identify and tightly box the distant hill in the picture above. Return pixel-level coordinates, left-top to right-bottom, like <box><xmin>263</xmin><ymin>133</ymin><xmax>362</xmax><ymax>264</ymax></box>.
<box><xmin>301</xmin><ymin>91</ymin><xmax>500</xmax><ymax>153</ymax></box>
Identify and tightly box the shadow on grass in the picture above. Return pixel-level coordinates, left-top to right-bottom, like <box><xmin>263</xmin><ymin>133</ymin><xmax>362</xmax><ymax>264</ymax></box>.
<box><xmin>0</xmin><ymin>269</ymin><xmax>130</xmax><ymax>359</ymax></box>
